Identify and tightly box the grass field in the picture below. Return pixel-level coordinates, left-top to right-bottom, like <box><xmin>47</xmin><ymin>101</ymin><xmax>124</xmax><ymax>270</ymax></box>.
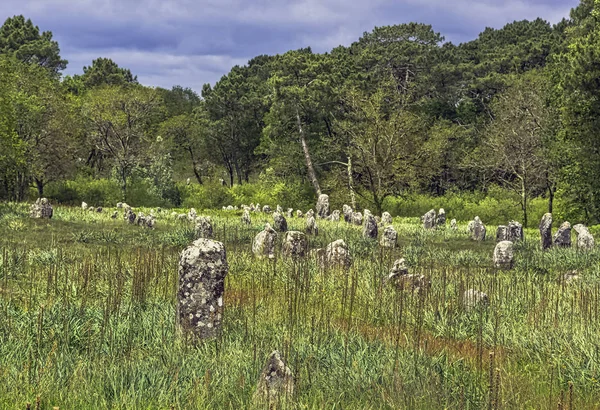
<box><xmin>1</xmin><ymin>202</ymin><xmax>600</xmax><ymax>409</ymax></box>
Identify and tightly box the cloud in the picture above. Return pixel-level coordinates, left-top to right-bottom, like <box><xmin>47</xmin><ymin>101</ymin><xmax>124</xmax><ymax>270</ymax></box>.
<box><xmin>0</xmin><ymin>0</ymin><xmax>579</xmax><ymax>92</ymax></box>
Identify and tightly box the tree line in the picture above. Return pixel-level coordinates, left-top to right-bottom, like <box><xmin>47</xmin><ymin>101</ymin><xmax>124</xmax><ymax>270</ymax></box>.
<box><xmin>1</xmin><ymin>0</ymin><xmax>600</xmax><ymax>225</ymax></box>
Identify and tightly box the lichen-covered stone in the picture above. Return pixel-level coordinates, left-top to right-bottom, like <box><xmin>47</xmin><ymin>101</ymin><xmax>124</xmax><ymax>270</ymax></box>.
<box><xmin>276</xmin><ymin>205</ymin><xmax>283</xmax><ymax>214</ymax></box>
<box><xmin>30</xmin><ymin>198</ymin><xmax>53</xmax><ymax>219</ymax></box>
<box><xmin>422</xmin><ymin>209</ymin><xmax>436</xmax><ymax>229</ymax></box>
<box><xmin>305</xmin><ymin>216</ymin><xmax>318</xmax><ymax>236</ymax></box>
<box><xmin>252</xmin><ymin>224</ymin><xmax>278</xmax><ymax>259</ymax></box>
<box><xmin>553</xmin><ymin>221</ymin><xmax>572</xmax><ymax>248</ymax></box>
<box><xmin>195</xmin><ymin>216</ymin><xmax>214</xmax><ymax>239</ymax></box>
<box><xmin>188</xmin><ymin>208</ymin><xmax>197</xmax><ymax>222</ymax></box>
<box><xmin>254</xmin><ymin>350</ymin><xmax>294</xmax><ymax>406</ymax></box>
<box><xmin>493</xmin><ymin>241</ymin><xmax>514</xmax><ymax>270</ymax></box>
<box><xmin>316</xmin><ymin>194</ymin><xmax>330</xmax><ymax>219</ymax></box>
<box><xmin>273</xmin><ymin>212</ymin><xmax>288</xmax><ymax>232</ymax></box>
<box><xmin>508</xmin><ymin>221</ymin><xmax>523</xmax><ymax>242</ymax></box>
<box><xmin>574</xmin><ymin>224</ymin><xmax>595</xmax><ymax>250</ymax></box>
<box><xmin>450</xmin><ymin>219</ymin><xmax>457</xmax><ymax>231</ymax></box>
<box><xmin>380</xmin><ymin>225</ymin><xmax>398</xmax><ymax>248</ymax></box>
<box><xmin>282</xmin><ymin>231</ymin><xmax>308</xmax><ymax>258</ymax></box>
<box><xmin>471</xmin><ymin>216</ymin><xmax>486</xmax><ymax>241</ymax></box>
<box><xmin>496</xmin><ymin>225</ymin><xmax>509</xmax><ymax>242</ymax></box>
<box><xmin>539</xmin><ymin>213</ymin><xmax>553</xmax><ymax>250</ymax></box>
<box><xmin>263</xmin><ymin>205</ymin><xmax>272</xmax><ymax>214</ymax></box>
<box><xmin>241</xmin><ymin>209</ymin><xmax>251</xmax><ymax>225</ymax></box>
<box><xmin>342</xmin><ymin>205</ymin><xmax>353</xmax><ymax>223</ymax></box>
<box><xmin>352</xmin><ymin>212</ymin><xmax>363</xmax><ymax>226</ymax></box>
<box><xmin>81</xmin><ymin>202</ymin><xmax>88</xmax><ymax>210</ymax></box>
<box><xmin>326</xmin><ymin>210</ymin><xmax>341</xmax><ymax>222</ymax></box>
<box><xmin>463</xmin><ymin>289</ymin><xmax>489</xmax><ymax>311</ymax></box>
<box><xmin>177</xmin><ymin>238</ymin><xmax>228</xmax><ymax>340</ymax></box>
<box><xmin>316</xmin><ymin>239</ymin><xmax>352</xmax><ymax>269</ymax></box>
<box><xmin>381</xmin><ymin>212</ymin><xmax>393</xmax><ymax>226</ymax></box>
<box><xmin>305</xmin><ymin>209</ymin><xmax>314</xmax><ymax>219</ymax></box>
<box><xmin>296</xmin><ymin>210</ymin><xmax>303</xmax><ymax>218</ymax></box>
<box><xmin>125</xmin><ymin>209</ymin><xmax>136</xmax><ymax>224</ymax></box>
<box><xmin>362</xmin><ymin>212</ymin><xmax>378</xmax><ymax>240</ymax></box>
<box><xmin>436</xmin><ymin>208</ymin><xmax>446</xmax><ymax>226</ymax></box>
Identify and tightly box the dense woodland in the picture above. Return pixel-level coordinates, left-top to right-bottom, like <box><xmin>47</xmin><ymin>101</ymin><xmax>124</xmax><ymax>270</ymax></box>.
<box><xmin>2</xmin><ymin>0</ymin><xmax>600</xmax><ymax>225</ymax></box>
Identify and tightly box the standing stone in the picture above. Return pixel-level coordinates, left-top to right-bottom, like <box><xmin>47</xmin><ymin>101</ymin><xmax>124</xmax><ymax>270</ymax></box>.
<box><xmin>177</xmin><ymin>238</ymin><xmax>228</xmax><ymax>340</ymax></box>
<box><xmin>287</xmin><ymin>208</ymin><xmax>293</xmax><ymax>219</ymax></box>
<box><xmin>30</xmin><ymin>198</ymin><xmax>53</xmax><ymax>219</ymax></box>
<box><xmin>381</xmin><ymin>212</ymin><xmax>393</xmax><ymax>226</ymax></box>
<box><xmin>252</xmin><ymin>224</ymin><xmax>278</xmax><ymax>259</ymax></box>
<box><xmin>145</xmin><ymin>215</ymin><xmax>156</xmax><ymax>229</ymax></box>
<box><xmin>273</xmin><ymin>212</ymin><xmax>288</xmax><ymax>232</ymax></box>
<box><xmin>305</xmin><ymin>216</ymin><xmax>319</xmax><ymax>236</ymax></box>
<box><xmin>436</xmin><ymin>208</ymin><xmax>446</xmax><ymax>226</ymax></box>
<box><xmin>125</xmin><ymin>209</ymin><xmax>136</xmax><ymax>224</ymax></box>
<box><xmin>263</xmin><ymin>205</ymin><xmax>272</xmax><ymax>214</ymax></box>
<box><xmin>463</xmin><ymin>289</ymin><xmax>489</xmax><ymax>311</ymax></box>
<box><xmin>296</xmin><ymin>210</ymin><xmax>303</xmax><ymax>218</ymax></box>
<box><xmin>471</xmin><ymin>217</ymin><xmax>486</xmax><ymax>241</ymax></box>
<box><xmin>316</xmin><ymin>194</ymin><xmax>330</xmax><ymax>219</ymax></box>
<box><xmin>553</xmin><ymin>221</ymin><xmax>572</xmax><ymax>248</ymax></box>
<box><xmin>380</xmin><ymin>225</ymin><xmax>398</xmax><ymax>248</ymax></box>
<box><xmin>352</xmin><ymin>212</ymin><xmax>363</xmax><ymax>226</ymax></box>
<box><xmin>539</xmin><ymin>213</ymin><xmax>553</xmax><ymax>250</ymax></box>
<box><xmin>508</xmin><ymin>221</ymin><xmax>524</xmax><ymax>242</ymax></box>
<box><xmin>81</xmin><ymin>202</ymin><xmax>88</xmax><ymax>211</ymax></box>
<box><xmin>422</xmin><ymin>209</ymin><xmax>436</xmax><ymax>229</ymax></box>
<box><xmin>326</xmin><ymin>209</ymin><xmax>341</xmax><ymax>222</ymax></box>
<box><xmin>384</xmin><ymin>259</ymin><xmax>429</xmax><ymax>292</ymax></box>
<box><xmin>116</xmin><ymin>202</ymin><xmax>123</xmax><ymax>209</ymax></box>
<box><xmin>362</xmin><ymin>212</ymin><xmax>378</xmax><ymax>240</ymax></box>
<box><xmin>186</xmin><ymin>177</ymin><xmax>191</xmax><ymax>186</ymax></box>
<box><xmin>254</xmin><ymin>350</ymin><xmax>294</xmax><ymax>406</ymax></box>
<box><xmin>188</xmin><ymin>208</ymin><xmax>197</xmax><ymax>222</ymax></box>
<box><xmin>195</xmin><ymin>216</ymin><xmax>214</xmax><ymax>239</ymax></box>
<box><xmin>226</xmin><ymin>205</ymin><xmax>234</xmax><ymax>211</ymax></box>
<box><xmin>96</xmin><ymin>207</ymin><xmax>103</xmax><ymax>213</ymax></box>
<box><xmin>316</xmin><ymin>239</ymin><xmax>352</xmax><ymax>269</ymax></box>
<box><xmin>467</xmin><ymin>220</ymin><xmax>475</xmax><ymax>234</ymax></box>
<box><xmin>137</xmin><ymin>212</ymin><xmax>147</xmax><ymax>226</ymax></box>
<box><xmin>496</xmin><ymin>226</ymin><xmax>509</xmax><ymax>242</ymax></box>
<box><xmin>493</xmin><ymin>241</ymin><xmax>514</xmax><ymax>270</ymax></box>
<box><xmin>255</xmin><ymin>203</ymin><xmax>261</xmax><ymax>213</ymax></box>
<box><xmin>343</xmin><ymin>205</ymin><xmax>353</xmax><ymax>223</ymax></box>
<box><xmin>450</xmin><ymin>219</ymin><xmax>457</xmax><ymax>231</ymax></box>
<box><xmin>389</xmin><ymin>258</ymin><xmax>409</xmax><ymax>276</ymax></box>
<box><xmin>276</xmin><ymin>205</ymin><xmax>283</xmax><ymax>214</ymax></box>
<box><xmin>305</xmin><ymin>209</ymin><xmax>315</xmax><ymax>219</ymax></box>
<box><xmin>241</xmin><ymin>209</ymin><xmax>251</xmax><ymax>225</ymax></box>
<box><xmin>574</xmin><ymin>224</ymin><xmax>595</xmax><ymax>250</ymax></box>
<box><xmin>282</xmin><ymin>231</ymin><xmax>308</xmax><ymax>258</ymax></box>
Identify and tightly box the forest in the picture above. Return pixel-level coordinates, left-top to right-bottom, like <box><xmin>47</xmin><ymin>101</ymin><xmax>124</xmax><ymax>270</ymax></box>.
<box><xmin>1</xmin><ymin>0</ymin><xmax>600</xmax><ymax>225</ymax></box>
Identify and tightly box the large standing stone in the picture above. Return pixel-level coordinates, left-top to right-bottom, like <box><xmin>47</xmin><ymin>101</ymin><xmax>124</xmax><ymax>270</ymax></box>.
<box><xmin>242</xmin><ymin>209</ymin><xmax>251</xmax><ymax>225</ymax></box>
<box><xmin>252</xmin><ymin>224</ymin><xmax>278</xmax><ymax>259</ymax></box>
<box><xmin>493</xmin><ymin>241</ymin><xmax>514</xmax><ymax>270</ymax></box>
<box><xmin>362</xmin><ymin>212</ymin><xmax>378</xmax><ymax>240</ymax></box>
<box><xmin>317</xmin><ymin>239</ymin><xmax>352</xmax><ymax>269</ymax></box>
<box><xmin>539</xmin><ymin>213</ymin><xmax>553</xmax><ymax>250</ymax></box>
<box><xmin>254</xmin><ymin>350</ymin><xmax>294</xmax><ymax>406</ymax></box>
<box><xmin>553</xmin><ymin>221</ymin><xmax>572</xmax><ymax>248</ymax></box>
<box><xmin>471</xmin><ymin>217</ymin><xmax>486</xmax><ymax>241</ymax></box>
<box><xmin>380</xmin><ymin>225</ymin><xmax>398</xmax><ymax>248</ymax></box>
<box><xmin>273</xmin><ymin>212</ymin><xmax>288</xmax><ymax>232</ymax></box>
<box><xmin>305</xmin><ymin>216</ymin><xmax>319</xmax><ymax>236</ymax></box>
<box><xmin>30</xmin><ymin>198</ymin><xmax>53</xmax><ymax>219</ymax></box>
<box><xmin>177</xmin><ymin>239</ymin><xmax>228</xmax><ymax>340</ymax></box>
<box><xmin>574</xmin><ymin>224</ymin><xmax>595</xmax><ymax>250</ymax></box>
<box><xmin>422</xmin><ymin>209</ymin><xmax>436</xmax><ymax>229</ymax></box>
<box><xmin>508</xmin><ymin>221</ymin><xmax>524</xmax><ymax>242</ymax></box>
<box><xmin>436</xmin><ymin>208</ymin><xmax>446</xmax><ymax>226</ymax></box>
<box><xmin>496</xmin><ymin>226</ymin><xmax>509</xmax><ymax>242</ymax></box>
<box><xmin>352</xmin><ymin>212</ymin><xmax>363</xmax><ymax>226</ymax></box>
<box><xmin>463</xmin><ymin>289</ymin><xmax>489</xmax><ymax>311</ymax></box>
<box><xmin>450</xmin><ymin>219</ymin><xmax>457</xmax><ymax>231</ymax></box>
<box><xmin>342</xmin><ymin>205</ymin><xmax>353</xmax><ymax>223</ymax></box>
<box><xmin>381</xmin><ymin>212</ymin><xmax>393</xmax><ymax>226</ymax></box>
<box><xmin>282</xmin><ymin>231</ymin><xmax>308</xmax><ymax>258</ymax></box>
<box><xmin>316</xmin><ymin>194</ymin><xmax>330</xmax><ymax>219</ymax></box>
<box><xmin>195</xmin><ymin>216</ymin><xmax>214</xmax><ymax>239</ymax></box>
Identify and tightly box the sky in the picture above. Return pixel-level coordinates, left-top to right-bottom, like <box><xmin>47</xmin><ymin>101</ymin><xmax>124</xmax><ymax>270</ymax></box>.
<box><xmin>0</xmin><ymin>0</ymin><xmax>579</xmax><ymax>93</ymax></box>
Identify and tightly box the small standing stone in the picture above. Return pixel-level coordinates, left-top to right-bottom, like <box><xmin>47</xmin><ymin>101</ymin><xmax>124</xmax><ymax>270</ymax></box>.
<box><xmin>463</xmin><ymin>289</ymin><xmax>489</xmax><ymax>311</ymax></box>
<box><xmin>305</xmin><ymin>209</ymin><xmax>315</xmax><ymax>219</ymax></box>
<box><xmin>116</xmin><ymin>202</ymin><xmax>123</xmax><ymax>209</ymax></box>
<box><xmin>508</xmin><ymin>221</ymin><xmax>523</xmax><ymax>242</ymax></box>
<box><xmin>450</xmin><ymin>219</ymin><xmax>457</xmax><ymax>231</ymax></box>
<box><xmin>316</xmin><ymin>194</ymin><xmax>330</xmax><ymax>219</ymax></box>
<box><xmin>352</xmin><ymin>212</ymin><xmax>363</xmax><ymax>226</ymax></box>
<box><xmin>381</xmin><ymin>212</ymin><xmax>393</xmax><ymax>226</ymax></box>
<box><xmin>384</xmin><ymin>259</ymin><xmax>429</xmax><ymax>293</ymax></box>
<box><xmin>254</xmin><ymin>350</ymin><xmax>294</xmax><ymax>406</ymax></box>
<box><xmin>273</xmin><ymin>212</ymin><xmax>288</xmax><ymax>232</ymax></box>
<box><xmin>343</xmin><ymin>205</ymin><xmax>353</xmax><ymax>223</ymax></box>
<box><xmin>496</xmin><ymin>226</ymin><xmax>509</xmax><ymax>242</ymax></box>
<box><xmin>326</xmin><ymin>210</ymin><xmax>341</xmax><ymax>222</ymax></box>
<box><xmin>276</xmin><ymin>205</ymin><xmax>283</xmax><ymax>214</ymax></box>
<box><xmin>422</xmin><ymin>209</ymin><xmax>436</xmax><ymax>229</ymax></box>
<box><xmin>317</xmin><ymin>239</ymin><xmax>352</xmax><ymax>269</ymax></box>
<box><xmin>186</xmin><ymin>177</ymin><xmax>191</xmax><ymax>186</ymax></box>
<box><xmin>263</xmin><ymin>205</ymin><xmax>272</xmax><ymax>214</ymax></box>
<box><xmin>287</xmin><ymin>208</ymin><xmax>293</xmax><ymax>219</ymax></box>
<box><xmin>282</xmin><ymin>231</ymin><xmax>308</xmax><ymax>258</ymax></box>
<box><xmin>539</xmin><ymin>213</ymin><xmax>553</xmax><ymax>250</ymax></box>
<box><xmin>493</xmin><ymin>241</ymin><xmax>514</xmax><ymax>270</ymax></box>
<box><xmin>380</xmin><ymin>225</ymin><xmax>398</xmax><ymax>248</ymax></box>
<box><xmin>125</xmin><ymin>209</ymin><xmax>136</xmax><ymax>224</ymax></box>
<box><xmin>305</xmin><ymin>216</ymin><xmax>319</xmax><ymax>236</ymax></box>
<box><xmin>195</xmin><ymin>216</ymin><xmax>214</xmax><ymax>239</ymax></box>
<box><xmin>573</xmin><ymin>224</ymin><xmax>595</xmax><ymax>250</ymax></box>
<box><xmin>436</xmin><ymin>208</ymin><xmax>446</xmax><ymax>226</ymax></box>
<box><xmin>241</xmin><ymin>209</ymin><xmax>251</xmax><ymax>225</ymax></box>
<box><xmin>252</xmin><ymin>224</ymin><xmax>278</xmax><ymax>259</ymax></box>
<box><xmin>471</xmin><ymin>216</ymin><xmax>486</xmax><ymax>241</ymax></box>
<box><xmin>177</xmin><ymin>238</ymin><xmax>228</xmax><ymax>340</ymax></box>
<box><xmin>296</xmin><ymin>210</ymin><xmax>303</xmax><ymax>218</ymax></box>
<box><xmin>553</xmin><ymin>221</ymin><xmax>572</xmax><ymax>248</ymax></box>
<box><xmin>188</xmin><ymin>208</ymin><xmax>197</xmax><ymax>222</ymax></box>
<box><xmin>81</xmin><ymin>202</ymin><xmax>88</xmax><ymax>211</ymax></box>
<box><xmin>362</xmin><ymin>212</ymin><xmax>378</xmax><ymax>240</ymax></box>
<box><xmin>30</xmin><ymin>198</ymin><xmax>53</xmax><ymax>219</ymax></box>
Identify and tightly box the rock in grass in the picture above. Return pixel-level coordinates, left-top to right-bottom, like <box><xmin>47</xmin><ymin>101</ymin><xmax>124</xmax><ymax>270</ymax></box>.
<box><xmin>125</xmin><ymin>209</ymin><xmax>136</xmax><ymax>224</ymax></box>
<box><xmin>422</xmin><ymin>209</ymin><xmax>436</xmax><ymax>229</ymax></box>
<box><xmin>282</xmin><ymin>231</ymin><xmax>308</xmax><ymax>258</ymax></box>
<box><xmin>316</xmin><ymin>239</ymin><xmax>352</xmax><ymax>270</ymax></box>
<box><xmin>273</xmin><ymin>212</ymin><xmax>288</xmax><ymax>232</ymax></box>
<box><xmin>305</xmin><ymin>209</ymin><xmax>315</xmax><ymax>219</ymax></box>
<box><xmin>188</xmin><ymin>208</ymin><xmax>197</xmax><ymax>222</ymax></box>
<box><xmin>508</xmin><ymin>221</ymin><xmax>523</xmax><ymax>242</ymax></box>
<box><xmin>574</xmin><ymin>224</ymin><xmax>594</xmax><ymax>250</ymax></box>
<box><xmin>436</xmin><ymin>208</ymin><xmax>446</xmax><ymax>226</ymax></box>
<box><xmin>316</xmin><ymin>194</ymin><xmax>330</xmax><ymax>219</ymax></box>
<box><xmin>380</xmin><ymin>225</ymin><xmax>398</xmax><ymax>248</ymax></box>
<box><xmin>287</xmin><ymin>208</ymin><xmax>293</xmax><ymax>219</ymax></box>
<box><xmin>195</xmin><ymin>216</ymin><xmax>213</xmax><ymax>239</ymax></box>
<box><xmin>362</xmin><ymin>211</ymin><xmax>378</xmax><ymax>240</ymax></box>
<box><xmin>30</xmin><ymin>198</ymin><xmax>53</xmax><ymax>219</ymax></box>
<box><xmin>450</xmin><ymin>219</ymin><xmax>457</xmax><ymax>231</ymax></box>
<box><xmin>343</xmin><ymin>204</ymin><xmax>353</xmax><ymax>223</ymax></box>
<box><xmin>471</xmin><ymin>216</ymin><xmax>486</xmax><ymax>241</ymax></box>
<box><xmin>177</xmin><ymin>238</ymin><xmax>228</xmax><ymax>341</ymax></box>
<box><xmin>496</xmin><ymin>225</ymin><xmax>509</xmax><ymax>242</ymax></box>
<box><xmin>493</xmin><ymin>241</ymin><xmax>514</xmax><ymax>270</ymax></box>
<box><xmin>296</xmin><ymin>210</ymin><xmax>303</xmax><ymax>219</ymax></box>
<box><xmin>381</xmin><ymin>212</ymin><xmax>393</xmax><ymax>226</ymax></box>
<box><xmin>539</xmin><ymin>213</ymin><xmax>553</xmax><ymax>250</ymax></box>
<box><xmin>352</xmin><ymin>211</ymin><xmax>363</xmax><ymax>226</ymax></box>
<box><xmin>305</xmin><ymin>216</ymin><xmax>319</xmax><ymax>236</ymax></box>
<box><xmin>385</xmin><ymin>259</ymin><xmax>429</xmax><ymax>293</ymax></box>
<box><xmin>241</xmin><ymin>209</ymin><xmax>251</xmax><ymax>225</ymax></box>
<box><xmin>252</xmin><ymin>223</ymin><xmax>278</xmax><ymax>259</ymax></box>
<box><xmin>254</xmin><ymin>350</ymin><xmax>294</xmax><ymax>406</ymax></box>
<box><xmin>263</xmin><ymin>205</ymin><xmax>272</xmax><ymax>214</ymax></box>
<box><xmin>326</xmin><ymin>210</ymin><xmax>341</xmax><ymax>222</ymax></box>
<box><xmin>276</xmin><ymin>205</ymin><xmax>283</xmax><ymax>214</ymax></box>
<box><xmin>463</xmin><ymin>289</ymin><xmax>489</xmax><ymax>311</ymax></box>
<box><xmin>82</xmin><ymin>201</ymin><xmax>88</xmax><ymax>211</ymax></box>
<box><xmin>553</xmin><ymin>221</ymin><xmax>572</xmax><ymax>248</ymax></box>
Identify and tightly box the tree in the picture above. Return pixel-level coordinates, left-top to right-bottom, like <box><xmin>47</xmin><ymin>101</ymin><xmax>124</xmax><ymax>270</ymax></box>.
<box><xmin>0</xmin><ymin>15</ymin><xmax>67</xmax><ymax>75</ymax></box>
<box><xmin>81</xmin><ymin>58</ymin><xmax>138</xmax><ymax>89</ymax></box>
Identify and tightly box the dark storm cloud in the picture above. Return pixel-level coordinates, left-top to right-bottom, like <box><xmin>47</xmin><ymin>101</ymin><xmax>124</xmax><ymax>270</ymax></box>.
<box><xmin>0</xmin><ymin>0</ymin><xmax>580</xmax><ymax>92</ymax></box>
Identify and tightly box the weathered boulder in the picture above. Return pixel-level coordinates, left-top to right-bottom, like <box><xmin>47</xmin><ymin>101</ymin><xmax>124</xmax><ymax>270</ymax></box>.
<box><xmin>81</xmin><ymin>202</ymin><xmax>88</xmax><ymax>211</ymax></box>
<box><xmin>96</xmin><ymin>207</ymin><xmax>102</xmax><ymax>213</ymax></box>
<box><xmin>471</xmin><ymin>217</ymin><xmax>486</xmax><ymax>241</ymax></box>
<box><xmin>342</xmin><ymin>205</ymin><xmax>353</xmax><ymax>223</ymax></box>
<box><xmin>450</xmin><ymin>219</ymin><xmax>457</xmax><ymax>231</ymax></box>
<box><xmin>177</xmin><ymin>238</ymin><xmax>228</xmax><ymax>340</ymax></box>
<box><xmin>125</xmin><ymin>209</ymin><xmax>136</xmax><ymax>224</ymax></box>
<box><xmin>287</xmin><ymin>208</ymin><xmax>293</xmax><ymax>219</ymax></box>
<box><xmin>241</xmin><ymin>209</ymin><xmax>252</xmax><ymax>225</ymax></box>
<box><xmin>362</xmin><ymin>212</ymin><xmax>378</xmax><ymax>240</ymax></box>
<box><xmin>436</xmin><ymin>208</ymin><xmax>446</xmax><ymax>226</ymax></box>
<box><xmin>326</xmin><ymin>210</ymin><xmax>341</xmax><ymax>222</ymax></box>
<box><xmin>574</xmin><ymin>224</ymin><xmax>595</xmax><ymax>250</ymax></box>
<box><xmin>296</xmin><ymin>210</ymin><xmax>303</xmax><ymax>218</ymax></box>
<box><xmin>493</xmin><ymin>241</ymin><xmax>514</xmax><ymax>270</ymax></box>
<box><xmin>305</xmin><ymin>216</ymin><xmax>319</xmax><ymax>236</ymax></box>
<box><xmin>381</xmin><ymin>212</ymin><xmax>393</xmax><ymax>226</ymax></box>
<box><xmin>276</xmin><ymin>205</ymin><xmax>283</xmax><ymax>214</ymax></box>
<box><xmin>30</xmin><ymin>198</ymin><xmax>53</xmax><ymax>219</ymax></box>
<box><xmin>273</xmin><ymin>212</ymin><xmax>288</xmax><ymax>232</ymax></box>
<box><xmin>422</xmin><ymin>209</ymin><xmax>436</xmax><ymax>229</ymax></box>
<box><xmin>496</xmin><ymin>226</ymin><xmax>509</xmax><ymax>242</ymax></box>
<box><xmin>305</xmin><ymin>209</ymin><xmax>315</xmax><ymax>219</ymax></box>
<box><xmin>263</xmin><ymin>205</ymin><xmax>272</xmax><ymax>214</ymax></box>
<box><xmin>317</xmin><ymin>239</ymin><xmax>352</xmax><ymax>269</ymax></box>
<box><xmin>352</xmin><ymin>212</ymin><xmax>363</xmax><ymax>226</ymax></box>
<box><xmin>252</xmin><ymin>224</ymin><xmax>278</xmax><ymax>259</ymax></box>
<box><xmin>116</xmin><ymin>202</ymin><xmax>123</xmax><ymax>209</ymax></box>
<box><xmin>316</xmin><ymin>194</ymin><xmax>330</xmax><ymax>219</ymax></box>
<box><xmin>281</xmin><ymin>231</ymin><xmax>308</xmax><ymax>258</ymax></box>
<box><xmin>385</xmin><ymin>259</ymin><xmax>429</xmax><ymax>292</ymax></box>
<box><xmin>188</xmin><ymin>208</ymin><xmax>197</xmax><ymax>222</ymax></box>
<box><xmin>380</xmin><ymin>225</ymin><xmax>398</xmax><ymax>248</ymax></box>
<box><xmin>553</xmin><ymin>221</ymin><xmax>572</xmax><ymax>248</ymax></box>
<box><xmin>539</xmin><ymin>213</ymin><xmax>553</xmax><ymax>250</ymax></box>
<box><xmin>508</xmin><ymin>221</ymin><xmax>523</xmax><ymax>242</ymax></box>
<box><xmin>254</xmin><ymin>350</ymin><xmax>294</xmax><ymax>406</ymax></box>
<box><xmin>195</xmin><ymin>216</ymin><xmax>214</xmax><ymax>239</ymax></box>
<box><xmin>463</xmin><ymin>289</ymin><xmax>489</xmax><ymax>311</ymax></box>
